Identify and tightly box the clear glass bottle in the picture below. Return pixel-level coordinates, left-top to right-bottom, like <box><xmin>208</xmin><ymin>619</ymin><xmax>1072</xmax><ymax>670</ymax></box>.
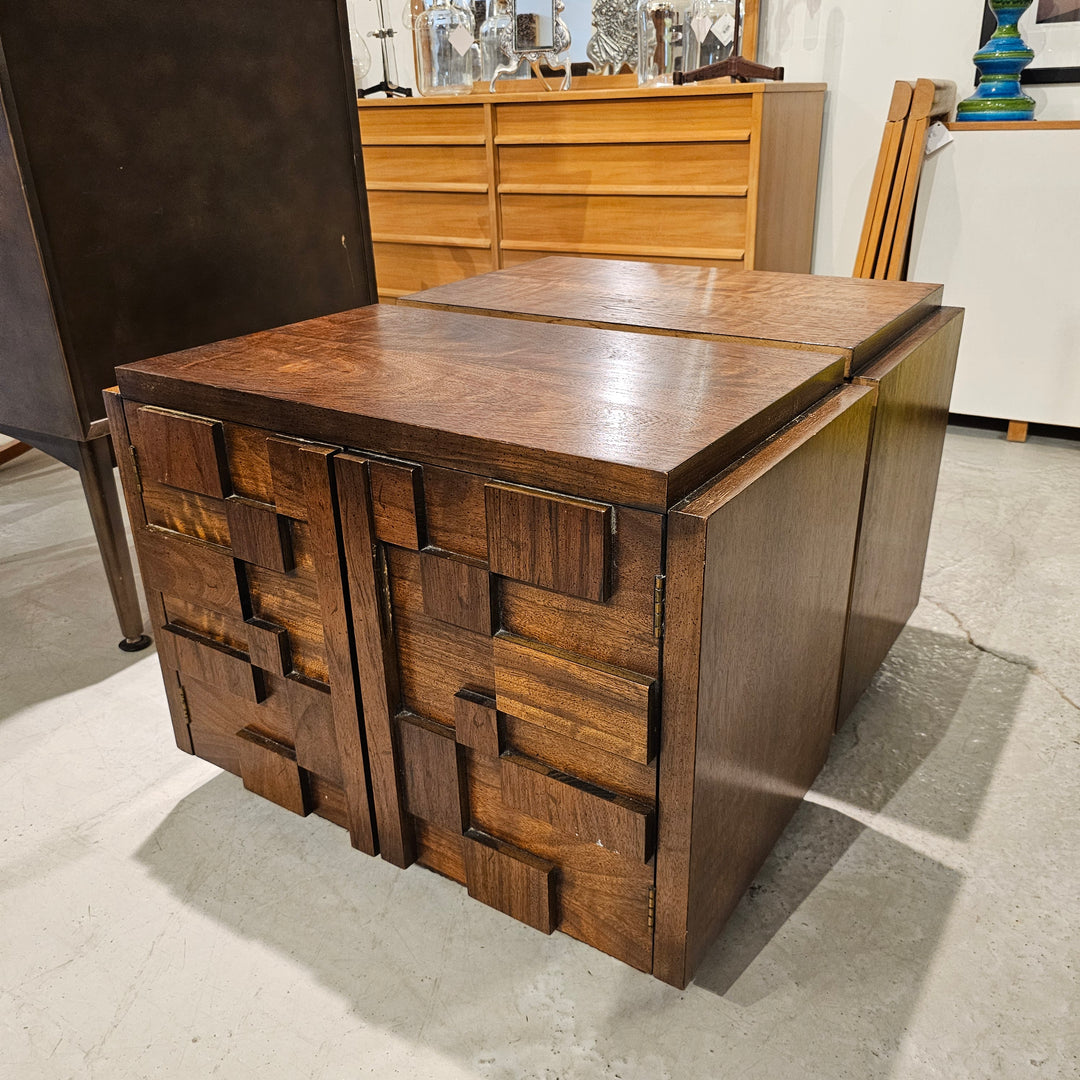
<box><xmin>480</xmin><ymin>0</ymin><xmax>529</xmax><ymax>85</ymax></box>
<box><xmin>414</xmin><ymin>0</ymin><xmax>478</xmax><ymax>96</ymax></box>
<box><xmin>686</xmin><ymin>0</ymin><xmax>738</xmax><ymax>70</ymax></box>
<box><xmin>637</xmin><ymin>0</ymin><xmax>693</xmax><ymax>86</ymax></box>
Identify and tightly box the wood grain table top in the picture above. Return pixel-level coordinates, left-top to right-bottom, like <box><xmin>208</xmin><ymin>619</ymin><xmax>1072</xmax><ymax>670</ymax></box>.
<box><xmin>116</xmin><ymin>304</ymin><xmax>846</xmax><ymax>511</ymax></box>
<box><xmin>402</xmin><ymin>258</ymin><xmax>944</xmax><ymax>374</ymax></box>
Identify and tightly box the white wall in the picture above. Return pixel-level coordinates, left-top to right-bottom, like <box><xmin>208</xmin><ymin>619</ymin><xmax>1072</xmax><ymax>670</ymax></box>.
<box><xmin>756</xmin><ymin>0</ymin><xmax>1080</xmax><ymax>277</ymax></box>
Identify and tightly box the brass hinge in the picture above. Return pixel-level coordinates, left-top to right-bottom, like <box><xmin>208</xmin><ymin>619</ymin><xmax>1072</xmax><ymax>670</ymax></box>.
<box><xmin>129</xmin><ymin>444</ymin><xmax>143</xmax><ymax>493</ymax></box>
<box><xmin>177</xmin><ymin>683</ymin><xmax>191</xmax><ymax>724</ymax></box>
<box><xmin>653</xmin><ymin>574</ymin><xmax>666</xmax><ymax>641</ymax></box>
<box><xmin>648</xmin><ymin>884</ymin><xmax>656</xmax><ymax>930</ymax></box>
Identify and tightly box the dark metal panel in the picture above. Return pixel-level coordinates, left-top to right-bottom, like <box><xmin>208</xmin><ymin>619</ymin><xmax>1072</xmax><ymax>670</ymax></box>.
<box><xmin>0</xmin><ymin>78</ymin><xmax>81</xmax><ymax>442</ymax></box>
<box><xmin>0</xmin><ymin>0</ymin><xmax>376</xmax><ymax>434</ymax></box>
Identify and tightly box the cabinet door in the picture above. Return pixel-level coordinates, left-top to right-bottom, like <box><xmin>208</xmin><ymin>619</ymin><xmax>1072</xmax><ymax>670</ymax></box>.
<box><xmin>104</xmin><ymin>392</ymin><xmax>376</xmax><ymax>855</ymax></box>
<box><xmin>654</xmin><ymin>384</ymin><xmax>877</xmax><ymax>988</ymax></box>
<box><xmin>336</xmin><ymin>453</ymin><xmax>662</xmax><ymax>971</ymax></box>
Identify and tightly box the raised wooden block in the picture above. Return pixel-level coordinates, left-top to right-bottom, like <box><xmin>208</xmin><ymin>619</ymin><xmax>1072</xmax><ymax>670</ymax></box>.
<box><xmin>398</xmin><ymin>714</ymin><xmax>469</xmax><ymax>832</ymax></box>
<box><xmin>137</xmin><ymin>406</ymin><xmax>230</xmax><ymax>498</ymax></box>
<box><xmin>225</xmin><ymin>496</ymin><xmax>294</xmax><ymax>572</ymax></box>
<box><xmin>420</xmin><ymin>550</ymin><xmax>494</xmax><ymax>635</ymax></box>
<box><xmin>138</xmin><ymin>528</ymin><xmax>243</xmax><ymax>618</ymax></box>
<box><xmin>499</xmin><ymin>752</ymin><xmax>656</xmax><ymax>863</ymax></box>
<box><xmin>485</xmin><ymin>483</ymin><xmax>611</xmax><ymax>602</ymax></box>
<box><xmin>494</xmin><ymin>632</ymin><xmax>656</xmax><ymax>764</ymax></box>
<box><xmin>369</xmin><ymin>459</ymin><xmax>426</xmax><ymax>549</ymax></box>
<box><xmin>237</xmin><ymin>727</ymin><xmax>310</xmax><ymax>816</ymax></box>
<box><xmin>463</xmin><ymin>829</ymin><xmax>556</xmax><ymax>934</ymax></box>
<box><xmin>245</xmin><ymin>618</ymin><xmax>290</xmax><ymax>676</ymax></box>
<box><xmin>287</xmin><ymin>676</ymin><xmax>343</xmax><ymax>785</ymax></box>
<box><xmin>160</xmin><ymin>626</ymin><xmax>265</xmax><ymax>703</ymax></box>
<box><xmin>453</xmin><ymin>688</ymin><xmax>500</xmax><ymax>758</ymax></box>
<box><xmin>266</xmin><ymin>436</ymin><xmax>310</xmax><ymax>520</ymax></box>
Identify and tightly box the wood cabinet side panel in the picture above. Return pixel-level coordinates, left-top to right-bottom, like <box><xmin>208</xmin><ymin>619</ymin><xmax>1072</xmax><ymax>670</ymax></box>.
<box><xmin>658</xmin><ymin>386</ymin><xmax>877</xmax><ymax>987</ymax></box>
<box><xmin>838</xmin><ymin>307</ymin><xmax>964</xmax><ymax>723</ymax></box>
<box><xmin>753</xmin><ymin>91</ymin><xmax>825</xmax><ymax>273</ymax></box>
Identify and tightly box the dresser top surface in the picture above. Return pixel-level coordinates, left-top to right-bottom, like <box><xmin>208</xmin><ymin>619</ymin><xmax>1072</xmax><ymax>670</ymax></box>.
<box><xmin>403</xmin><ymin>259</ymin><xmax>944</xmax><ymax>373</ymax></box>
<box><xmin>117</xmin><ymin>304</ymin><xmax>846</xmax><ymax>511</ymax></box>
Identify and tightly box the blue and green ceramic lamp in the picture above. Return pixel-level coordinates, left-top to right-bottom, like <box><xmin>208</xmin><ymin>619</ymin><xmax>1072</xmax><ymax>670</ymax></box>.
<box><xmin>957</xmin><ymin>0</ymin><xmax>1037</xmax><ymax>121</ymax></box>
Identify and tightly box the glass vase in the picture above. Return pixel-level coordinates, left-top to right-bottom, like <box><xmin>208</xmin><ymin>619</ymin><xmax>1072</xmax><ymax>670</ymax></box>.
<box><xmin>637</xmin><ymin>0</ymin><xmax>693</xmax><ymax>86</ymax></box>
<box><xmin>686</xmin><ymin>0</ymin><xmax>738</xmax><ymax>70</ymax></box>
<box><xmin>414</xmin><ymin>0</ymin><xmax>479</xmax><ymax>96</ymax></box>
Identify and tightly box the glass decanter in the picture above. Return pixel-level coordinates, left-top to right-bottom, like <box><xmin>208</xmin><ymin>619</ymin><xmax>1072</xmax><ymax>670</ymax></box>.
<box><xmin>637</xmin><ymin>0</ymin><xmax>693</xmax><ymax>86</ymax></box>
<box><xmin>686</xmin><ymin>0</ymin><xmax>738</xmax><ymax>70</ymax></box>
<box><xmin>414</xmin><ymin>0</ymin><xmax>478</xmax><ymax>96</ymax></box>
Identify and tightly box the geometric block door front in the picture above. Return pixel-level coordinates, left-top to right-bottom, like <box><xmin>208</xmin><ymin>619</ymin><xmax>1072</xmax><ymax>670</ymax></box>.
<box><xmin>335</xmin><ymin>452</ymin><xmax>662</xmax><ymax>971</ymax></box>
<box><xmin>103</xmin><ymin>392</ymin><xmax>376</xmax><ymax>854</ymax></box>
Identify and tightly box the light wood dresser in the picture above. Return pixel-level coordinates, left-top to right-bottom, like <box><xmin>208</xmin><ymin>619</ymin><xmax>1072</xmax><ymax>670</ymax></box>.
<box><xmin>106</xmin><ymin>267</ymin><xmax>960</xmax><ymax>988</ymax></box>
<box><xmin>357</xmin><ymin>82</ymin><xmax>826</xmax><ymax>301</ymax></box>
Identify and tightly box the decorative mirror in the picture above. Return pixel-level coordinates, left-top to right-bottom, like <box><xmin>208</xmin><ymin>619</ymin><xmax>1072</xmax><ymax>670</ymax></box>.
<box><xmin>490</xmin><ymin>0</ymin><xmax>572</xmax><ymax>90</ymax></box>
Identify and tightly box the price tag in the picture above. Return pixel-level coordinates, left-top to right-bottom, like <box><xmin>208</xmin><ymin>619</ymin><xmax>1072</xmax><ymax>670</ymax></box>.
<box><xmin>691</xmin><ymin>15</ymin><xmax>712</xmax><ymax>42</ymax></box>
<box><xmin>714</xmin><ymin>13</ymin><xmax>736</xmax><ymax>47</ymax></box>
<box><xmin>449</xmin><ymin>24</ymin><xmax>474</xmax><ymax>57</ymax></box>
<box><xmin>925</xmin><ymin>121</ymin><xmax>954</xmax><ymax>156</ymax></box>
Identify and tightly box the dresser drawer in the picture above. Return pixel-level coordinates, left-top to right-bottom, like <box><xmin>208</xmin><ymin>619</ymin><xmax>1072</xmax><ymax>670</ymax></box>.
<box><xmin>498</xmin><ymin>141</ymin><xmax>751</xmax><ymax>194</ymax></box>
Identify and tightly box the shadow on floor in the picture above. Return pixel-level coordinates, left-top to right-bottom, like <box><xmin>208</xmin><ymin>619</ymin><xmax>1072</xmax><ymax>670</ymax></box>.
<box><xmin>134</xmin><ymin>622</ymin><xmax>1026</xmax><ymax>1078</ymax></box>
<box><xmin>693</xmin><ymin>621</ymin><xmax>1027</xmax><ymax>1006</ymax></box>
<box><xmin>0</xmin><ymin>451</ymin><xmax>150</xmax><ymax>721</ymax></box>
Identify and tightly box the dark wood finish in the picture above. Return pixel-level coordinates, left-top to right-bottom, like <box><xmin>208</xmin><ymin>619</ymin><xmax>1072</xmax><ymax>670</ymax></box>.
<box><xmin>499</xmin><ymin>752</ymin><xmax>655</xmax><ymax>863</ymax></box>
<box><xmin>420</xmin><ymin>550</ymin><xmax>495</xmax><ymax>635</ymax></box>
<box><xmin>654</xmin><ymin>385</ymin><xmax>876</xmax><ymax>988</ymax></box>
<box><xmin>137</xmin><ymin>529</ymin><xmax>244</xmax><ymax>620</ymax></box>
<box><xmin>116</xmin><ymin>304</ymin><xmax>848</xmax><ymax>512</ymax></box>
<box><xmin>499</xmin><ymin>713</ymin><xmax>656</xmax><ymax>805</ymax></box>
<box><xmin>165</xmin><ymin>597</ymin><xmax>249</xmax><ymax>654</ymax></box>
<box><xmin>453</xmin><ymin>689</ymin><xmax>501</xmax><ymax>758</ymax></box>
<box><xmin>500</xmin><ymin>504</ymin><xmax>663</xmax><ymax>679</ymax></box>
<box><xmin>159</xmin><ymin>626</ymin><xmax>266</xmax><ymax>705</ymax></box>
<box><xmin>237</xmin><ymin>727</ymin><xmax>311</xmax><ymax>817</ymax></box>
<box><xmin>422</xmin><ymin>464</ymin><xmax>490</xmax><ymax>561</ymax></box>
<box><xmin>369</xmin><ymin>459</ymin><xmax>426</xmax><ymax>549</ymax></box>
<box><xmin>335</xmin><ymin>453</ymin><xmax>415</xmax><ymax>868</ymax></box>
<box><xmin>401</xmin><ymin>257</ymin><xmax>943</xmax><ymax>375</ymax></box>
<box><xmin>266</xmin><ymin>437</ymin><xmax>311</xmax><ymax>520</ymax></box>
<box><xmin>838</xmin><ymin>308</ymin><xmax>964</xmax><ymax>723</ymax></box>
<box><xmin>288</xmin><ymin>677</ymin><xmax>344</xmax><ymax>786</ymax></box>
<box><xmin>486</xmin><ymin>483</ymin><xmax>612</xmax><ymax>602</ymax></box>
<box><xmin>109</xmin><ymin>267</ymin><xmax>963</xmax><ymax>988</ymax></box>
<box><xmin>398</xmin><ymin>714</ymin><xmax>469</xmax><ymax>833</ymax></box>
<box><xmin>465</xmin><ymin>748</ymin><xmax>654</xmax><ymax>969</ymax></box>
<box><xmin>463</xmin><ymin>830</ymin><xmax>556</xmax><ymax>935</ymax></box>
<box><xmin>245</xmin><ymin>562</ymin><xmax>327</xmax><ymax>684</ymax></box>
<box><xmin>245</xmin><ymin>618</ymin><xmax>291</xmax><ymax>676</ymax></box>
<box><xmin>493</xmin><ymin>632</ymin><xmax>656</xmax><ymax>765</ymax></box>
<box><xmin>137</xmin><ymin>408</ymin><xmax>231</xmax><ymax>499</ymax></box>
<box><xmin>0</xmin><ymin>440</ymin><xmax>31</xmax><ymax>466</ymax></box>
<box><xmin>142</xmin><ymin>480</ymin><xmax>231</xmax><ymax>547</ymax></box>
<box><xmin>225</xmin><ymin>497</ymin><xmax>294</xmax><ymax>573</ymax></box>
<box><xmin>674</xmin><ymin>58</ymin><xmax>785</xmax><ymax>84</ymax></box>
<box><xmin>294</xmin><ymin>442</ymin><xmax>377</xmax><ymax>855</ymax></box>
<box><xmin>104</xmin><ymin>390</ymin><xmax>193</xmax><ymax>751</ymax></box>
<box><xmin>75</xmin><ymin>435</ymin><xmax>146</xmax><ymax>643</ymax></box>
<box><xmin>388</xmin><ymin>547</ymin><xmax>495</xmax><ymax>728</ymax></box>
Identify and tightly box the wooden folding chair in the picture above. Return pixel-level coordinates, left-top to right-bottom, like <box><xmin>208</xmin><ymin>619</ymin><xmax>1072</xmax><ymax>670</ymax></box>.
<box><xmin>854</xmin><ymin>79</ymin><xmax>956</xmax><ymax>281</ymax></box>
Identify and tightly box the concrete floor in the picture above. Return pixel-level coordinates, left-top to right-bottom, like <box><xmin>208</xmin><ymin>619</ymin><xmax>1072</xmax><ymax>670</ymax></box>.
<box><xmin>1</xmin><ymin>425</ymin><xmax>1078</xmax><ymax>1080</ymax></box>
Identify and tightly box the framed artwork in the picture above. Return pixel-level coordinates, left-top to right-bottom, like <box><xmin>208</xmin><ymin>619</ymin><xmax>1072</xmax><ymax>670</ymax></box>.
<box><xmin>980</xmin><ymin>0</ymin><xmax>1080</xmax><ymax>83</ymax></box>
